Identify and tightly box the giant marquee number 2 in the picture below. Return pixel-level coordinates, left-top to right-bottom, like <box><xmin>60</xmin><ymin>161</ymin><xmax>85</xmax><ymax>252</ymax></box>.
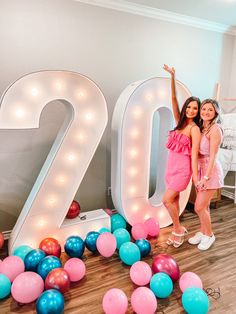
<box><xmin>111</xmin><ymin>77</ymin><xmax>192</xmax><ymax>227</ymax></box>
<box><xmin>0</xmin><ymin>71</ymin><xmax>109</xmax><ymax>253</ymax></box>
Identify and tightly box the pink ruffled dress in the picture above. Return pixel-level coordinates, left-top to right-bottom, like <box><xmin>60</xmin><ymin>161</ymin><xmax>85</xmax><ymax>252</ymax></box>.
<box><xmin>198</xmin><ymin>124</ymin><xmax>223</xmax><ymax>189</ymax></box>
<box><xmin>165</xmin><ymin>130</ymin><xmax>192</xmax><ymax>192</ymax></box>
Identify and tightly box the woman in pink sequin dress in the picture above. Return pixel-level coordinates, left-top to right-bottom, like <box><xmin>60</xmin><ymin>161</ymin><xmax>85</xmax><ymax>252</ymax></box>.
<box><xmin>162</xmin><ymin>65</ymin><xmax>201</xmax><ymax>247</ymax></box>
<box><xmin>188</xmin><ymin>99</ymin><xmax>223</xmax><ymax>250</ymax></box>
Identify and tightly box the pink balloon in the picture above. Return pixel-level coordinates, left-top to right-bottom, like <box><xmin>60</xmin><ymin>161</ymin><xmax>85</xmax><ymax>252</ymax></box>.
<box><xmin>102</xmin><ymin>288</ymin><xmax>128</xmax><ymax>314</ymax></box>
<box><xmin>131</xmin><ymin>287</ymin><xmax>157</xmax><ymax>314</ymax></box>
<box><xmin>96</xmin><ymin>232</ymin><xmax>116</xmax><ymax>257</ymax></box>
<box><xmin>179</xmin><ymin>272</ymin><xmax>203</xmax><ymax>292</ymax></box>
<box><xmin>11</xmin><ymin>271</ymin><xmax>44</xmax><ymax>303</ymax></box>
<box><xmin>152</xmin><ymin>254</ymin><xmax>180</xmax><ymax>282</ymax></box>
<box><xmin>0</xmin><ymin>256</ymin><xmax>25</xmax><ymax>282</ymax></box>
<box><xmin>130</xmin><ymin>261</ymin><xmax>152</xmax><ymax>286</ymax></box>
<box><xmin>131</xmin><ymin>223</ymin><xmax>148</xmax><ymax>240</ymax></box>
<box><xmin>64</xmin><ymin>258</ymin><xmax>86</xmax><ymax>282</ymax></box>
<box><xmin>144</xmin><ymin>218</ymin><xmax>160</xmax><ymax>237</ymax></box>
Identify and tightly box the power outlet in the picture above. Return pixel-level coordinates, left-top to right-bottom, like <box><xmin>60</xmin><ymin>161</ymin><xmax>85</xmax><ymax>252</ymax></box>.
<box><xmin>107</xmin><ymin>186</ymin><xmax>112</xmax><ymax>196</ymax></box>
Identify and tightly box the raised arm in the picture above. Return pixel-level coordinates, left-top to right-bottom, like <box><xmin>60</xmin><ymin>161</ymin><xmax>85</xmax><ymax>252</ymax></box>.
<box><xmin>163</xmin><ymin>64</ymin><xmax>180</xmax><ymax>124</ymax></box>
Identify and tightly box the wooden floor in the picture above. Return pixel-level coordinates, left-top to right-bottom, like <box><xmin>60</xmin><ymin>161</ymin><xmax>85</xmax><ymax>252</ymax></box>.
<box><xmin>0</xmin><ymin>197</ymin><xmax>236</xmax><ymax>314</ymax></box>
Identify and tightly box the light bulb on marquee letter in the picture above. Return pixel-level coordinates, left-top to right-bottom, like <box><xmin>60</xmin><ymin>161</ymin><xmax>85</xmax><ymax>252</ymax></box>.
<box><xmin>0</xmin><ymin>70</ymin><xmax>109</xmax><ymax>253</ymax></box>
<box><xmin>111</xmin><ymin>77</ymin><xmax>192</xmax><ymax>227</ymax></box>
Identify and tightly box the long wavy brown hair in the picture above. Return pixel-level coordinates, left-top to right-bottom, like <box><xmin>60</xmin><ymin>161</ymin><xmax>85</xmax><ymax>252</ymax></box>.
<box><xmin>174</xmin><ymin>96</ymin><xmax>201</xmax><ymax>131</ymax></box>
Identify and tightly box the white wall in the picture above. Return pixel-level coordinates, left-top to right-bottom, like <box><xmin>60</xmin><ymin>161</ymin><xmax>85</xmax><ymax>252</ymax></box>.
<box><xmin>0</xmin><ymin>0</ymin><xmax>235</xmax><ymax>231</ymax></box>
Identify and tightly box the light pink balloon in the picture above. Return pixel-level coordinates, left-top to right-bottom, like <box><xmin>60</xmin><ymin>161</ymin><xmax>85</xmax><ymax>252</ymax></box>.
<box><xmin>96</xmin><ymin>232</ymin><xmax>117</xmax><ymax>257</ymax></box>
<box><xmin>130</xmin><ymin>261</ymin><xmax>152</xmax><ymax>286</ymax></box>
<box><xmin>144</xmin><ymin>218</ymin><xmax>160</xmax><ymax>237</ymax></box>
<box><xmin>179</xmin><ymin>271</ymin><xmax>203</xmax><ymax>292</ymax></box>
<box><xmin>131</xmin><ymin>287</ymin><xmax>157</xmax><ymax>314</ymax></box>
<box><xmin>11</xmin><ymin>271</ymin><xmax>44</xmax><ymax>303</ymax></box>
<box><xmin>131</xmin><ymin>223</ymin><xmax>148</xmax><ymax>240</ymax></box>
<box><xmin>102</xmin><ymin>288</ymin><xmax>128</xmax><ymax>314</ymax></box>
<box><xmin>0</xmin><ymin>256</ymin><xmax>25</xmax><ymax>282</ymax></box>
<box><xmin>64</xmin><ymin>257</ymin><xmax>86</xmax><ymax>282</ymax></box>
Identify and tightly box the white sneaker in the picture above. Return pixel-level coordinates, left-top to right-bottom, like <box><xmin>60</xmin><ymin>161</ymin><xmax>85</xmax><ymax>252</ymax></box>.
<box><xmin>198</xmin><ymin>234</ymin><xmax>215</xmax><ymax>251</ymax></box>
<box><xmin>188</xmin><ymin>232</ymin><xmax>203</xmax><ymax>245</ymax></box>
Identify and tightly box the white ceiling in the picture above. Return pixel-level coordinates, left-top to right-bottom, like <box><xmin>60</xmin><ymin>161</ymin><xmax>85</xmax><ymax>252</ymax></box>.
<box><xmin>126</xmin><ymin>0</ymin><xmax>236</xmax><ymax>26</ymax></box>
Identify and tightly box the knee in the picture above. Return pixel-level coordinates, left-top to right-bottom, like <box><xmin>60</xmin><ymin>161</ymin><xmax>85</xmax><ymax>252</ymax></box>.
<box><xmin>162</xmin><ymin>197</ymin><xmax>170</xmax><ymax>208</ymax></box>
<box><xmin>195</xmin><ymin>202</ymin><xmax>205</xmax><ymax>215</ymax></box>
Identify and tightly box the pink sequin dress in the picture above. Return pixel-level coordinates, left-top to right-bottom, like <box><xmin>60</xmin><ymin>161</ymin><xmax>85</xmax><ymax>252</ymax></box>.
<box><xmin>165</xmin><ymin>130</ymin><xmax>192</xmax><ymax>192</ymax></box>
<box><xmin>198</xmin><ymin>124</ymin><xmax>223</xmax><ymax>189</ymax></box>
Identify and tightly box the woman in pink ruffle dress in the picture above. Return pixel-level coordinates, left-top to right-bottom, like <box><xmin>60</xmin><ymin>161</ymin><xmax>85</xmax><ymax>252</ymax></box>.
<box><xmin>162</xmin><ymin>65</ymin><xmax>201</xmax><ymax>247</ymax></box>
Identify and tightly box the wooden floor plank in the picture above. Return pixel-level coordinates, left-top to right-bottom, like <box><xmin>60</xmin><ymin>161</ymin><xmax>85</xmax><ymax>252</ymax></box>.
<box><xmin>0</xmin><ymin>197</ymin><xmax>235</xmax><ymax>313</ymax></box>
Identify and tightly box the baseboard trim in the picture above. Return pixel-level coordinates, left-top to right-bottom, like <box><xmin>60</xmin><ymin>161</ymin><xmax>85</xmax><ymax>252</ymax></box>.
<box><xmin>222</xmin><ymin>189</ymin><xmax>235</xmax><ymax>200</ymax></box>
<box><xmin>2</xmin><ymin>230</ymin><xmax>11</xmax><ymax>240</ymax></box>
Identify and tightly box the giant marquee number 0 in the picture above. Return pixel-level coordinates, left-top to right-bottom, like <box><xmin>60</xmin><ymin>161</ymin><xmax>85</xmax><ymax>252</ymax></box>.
<box><xmin>0</xmin><ymin>71</ymin><xmax>109</xmax><ymax>253</ymax></box>
<box><xmin>111</xmin><ymin>77</ymin><xmax>192</xmax><ymax>227</ymax></box>
<box><xmin>0</xmin><ymin>72</ymin><xmax>192</xmax><ymax>253</ymax></box>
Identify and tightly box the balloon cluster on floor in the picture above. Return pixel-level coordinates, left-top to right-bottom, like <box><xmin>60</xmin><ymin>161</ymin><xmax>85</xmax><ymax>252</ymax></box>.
<box><xmin>0</xmin><ymin>212</ymin><xmax>210</xmax><ymax>313</ymax></box>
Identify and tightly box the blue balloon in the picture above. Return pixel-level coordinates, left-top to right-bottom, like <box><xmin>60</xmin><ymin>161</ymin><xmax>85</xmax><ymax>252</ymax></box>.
<box><xmin>85</xmin><ymin>231</ymin><xmax>100</xmax><ymax>253</ymax></box>
<box><xmin>0</xmin><ymin>274</ymin><xmax>11</xmax><ymax>300</ymax></box>
<box><xmin>13</xmin><ymin>245</ymin><xmax>33</xmax><ymax>261</ymax></box>
<box><xmin>24</xmin><ymin>249</ymin><xmax>46</xmax><ymax>271</ymax></box>
<box><xmin>99</xmin><ymin>227</ymin><xmax>110</xmax><ymax>234</ymax></box>
<box><xmin>36</xmin><ymin>289</ymin><xmax>64</xmax><ymax>314</ymax></box>
<box><xmin>119</xmin><ymin>242</ymin><xmax>141</xmax><ymax>266</ymax></box>
<box><xmin>37</xmin><ymin>256</ymin><xmax>62</xmax><ymax>280</ymax></box>
<box><xmin>135</xmin><ymin>239</ymin><xmax>151</xmax><ymax>257</ymax></box>
<box><xmin>64</xmin><ymin>236</ymin><xmax>85</xmax><ymax>258</ymax></box>
<box><xmin>182</xmin><ymin>287</ymin><xmax>210</xmax><ymax>314</ymax></box>
<box><xmin>150</xmin><ymin>272</ymin><xmax>173</xmax><ymax>298</ymax></box>
<box><xmin>111</xmin><ymin>214</ymin><xmax>126</xmax><ymax>232</ymax></box>
<box><xmin>113</xmin><ymin>228</ymin><xmax>131</xmax><ymax>249</ymax></box>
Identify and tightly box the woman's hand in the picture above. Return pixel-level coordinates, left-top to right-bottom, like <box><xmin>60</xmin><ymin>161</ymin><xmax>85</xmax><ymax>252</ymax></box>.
<box><xmin>198</xmin><ymin>178</ymin><xmax>208</xmax><ymax>191</ymax></box>
<box><xmin>163</xmin><ymin>64</ymin><xmax>175</xmax><ymax>76</ymax></box>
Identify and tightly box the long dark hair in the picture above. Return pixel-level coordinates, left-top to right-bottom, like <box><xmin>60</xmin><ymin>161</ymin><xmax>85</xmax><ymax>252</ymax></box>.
<box><xmin>199</xmin><ymin>98</ymin><xmax>222</xmax><ymax>131</ymax></box>
<box><xmin>174</xmin><ymin>96</ymin><xmax>201</xmax><ymax>130</ymax></box>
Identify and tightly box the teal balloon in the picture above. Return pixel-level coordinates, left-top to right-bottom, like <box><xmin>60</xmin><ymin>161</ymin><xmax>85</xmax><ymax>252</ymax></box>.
<box><xmin>85</xmin><ymin>231</ymin><xmax>100</xmax><ymax>253</ymax></box>
<box><xmin>99</xmin><ymin>227</ymin><xmax>110</xmax><ymax>234</ymax></box>
<box><xmin>0</xmin><ymin>274</ymin><xmax>11</xmax><ymax>299</ymax></box>
<box><xmin>37</xmin><ymin>256</ymin><xmax>62</xmax><ymax>280</ymax></box>
<box><xmin>64</xmin><ymin>236</ymin><xmax>85</xmax><ymax>258</ymax></box>
<box><xmin>36</xmin><ymin>289</ymin><xmax>64</xmax><ymax>314</ymax></box>
<box><xmin>113</xmin><ymin>228</ymin><xmax>131</xmax><ymax>249</ymax></box>
<box><xmin>150</xmin><ymin>272</ymin><xmax>173</xmax><ymax>298</ymax></box>
<box><xmin>119</xmin><ymin>242</ymin><xmax>141</xmax><ymax>266</ymax></box>
<box><xmin>182</xmin><ymin>287</ymin><xmax>210</xmax><ymax>314</ymax></box>
<box><xmin>13</xmin><ymin>245</ymin><xmax>33</xmax><ymax>261</ymax></box>
<box><xmin>111</xmin><ymin>214</ymin><xmax>126</xmax><ymax>232</ymax></box>
<box><xmin>24</xmin><ymin>249</ymin><xmax>46</xmax><ymax>271</ymax></box>
<box><xmin>135</xmin><ymin>239</ymin><xmax>151</xmax><ymax>257</ymax></box>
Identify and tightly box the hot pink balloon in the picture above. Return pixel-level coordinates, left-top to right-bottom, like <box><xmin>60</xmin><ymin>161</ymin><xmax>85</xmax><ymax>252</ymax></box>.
<box><xmin>152</xmin><ymin>254</ymin><xmax>180</xmax><ymax>282</ymax></box>
<box><xmin>11</xmin><ymin>271</ymin><xmax>44</xmax><ymax>303</ymax></box>
<box><xmin>64</xmin><ymin>258</ymin><xmax>86</xmax><ymax>282</ymax></box>
<box><xmin>102</xmin><ymin>288</ymin><xmax>128</xmax><ymax>314</ymax></box>
<box><xmin>96</xmin><ymin>232</ymin><xmax>117</xmax><ymax>257</ymax></box>
<box><xmin>144</xmin><ymin>218</ymin><xmax>160</xmax><ymax>237</ymax></box>
<box><xmin>0</xmin><ymin>256</ymin><xmax>25</xmax><ymax>282</ymax></box>
<box><xmin>131</xmin><ymin>287</ymin><xmax>157</xmax><ymax>314</ymax></box>
<box><xmin>131</xmin><ymin>223</ymin><xmax>148</xmax><ymax>240</ymax></box>
<box><xmin>130</xmin><ymin>261</ymin><xmax>152</xmax><ymax>286</ymax></box>
<box><xmin>179</xmin><ymin>271</ymin><xmax>203</xmax><ymax>292</ymax></box>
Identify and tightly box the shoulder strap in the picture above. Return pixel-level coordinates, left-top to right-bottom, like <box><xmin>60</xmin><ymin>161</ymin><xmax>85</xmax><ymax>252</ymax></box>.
<box><xmin>206</xmin><ymin>123</ymin><xmax>223</xmax><ymax>136</ymax></box>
